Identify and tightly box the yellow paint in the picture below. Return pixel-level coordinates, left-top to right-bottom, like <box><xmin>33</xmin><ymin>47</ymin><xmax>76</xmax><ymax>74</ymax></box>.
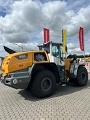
<box><xmin>1</xmin><ymin>50</ymin><xmax>50</xmax><ymax>77</ymax></box>
<box><xmin>64</xmin><ymin>58</ymin><xmax>71</xmax><ymax>79</ymax></box>
<box><xmin>62</xmin><ymin>29</ymin><xmax>67</xmax><ymax>54</ymax></box>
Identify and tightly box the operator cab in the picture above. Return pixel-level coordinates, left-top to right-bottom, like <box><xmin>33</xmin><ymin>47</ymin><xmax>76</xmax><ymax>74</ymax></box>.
<box><xmin>38</xmin><ymin>41</ymin><xmax>65</xmax><ymax>66</ymax></box>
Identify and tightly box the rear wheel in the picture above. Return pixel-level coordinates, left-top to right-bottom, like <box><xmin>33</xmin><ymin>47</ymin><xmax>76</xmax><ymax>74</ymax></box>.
<box><xmin>74</xmin><ymin>66</ymin><xmax>88</xmax><ymax>86</ymax></box>
<box><xmin>25</xmin><ymin>65</ymin><xmax>46</xmax><ymax>90</ymax></box>
<box><xmin>30</xmin><ymin>70</ymin><xmax>56</xmax><ymax>98</ymax></box>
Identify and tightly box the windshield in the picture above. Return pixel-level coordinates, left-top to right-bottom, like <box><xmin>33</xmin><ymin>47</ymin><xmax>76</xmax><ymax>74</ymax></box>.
<box><xmin>52</xmin><ymin>43</ymin><xmax>64</xmax><ymax>60</ymax></box>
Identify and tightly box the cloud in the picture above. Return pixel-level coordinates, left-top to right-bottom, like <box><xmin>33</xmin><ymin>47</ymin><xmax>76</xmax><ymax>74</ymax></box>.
<box><xmin>0</xmin><ymin>0</ymin><xmax>67</xmax><ymax>43</ymax></box>
<box><xmin>3</xmin><ymin>32</ymin><xmax>29</xmax><ymax>43</ymax></box>
<box><xmin>0</xmin><ymin>0</ymin><xmax>20</xmax><ymax>16</ymax></box>
<box><xmin>67</xmin><ymin>0</ymin><xmax>90</xmax><ymax>11</ymax></box>
<box><xmin>64</xmin><ymin>5</ymin><xmax>90</xmax><ymax>36</ymax></box>
<box><xmin>0</xmin><ymin>0</ymin><xmax>90</xmax><ymax>56</ymax></box>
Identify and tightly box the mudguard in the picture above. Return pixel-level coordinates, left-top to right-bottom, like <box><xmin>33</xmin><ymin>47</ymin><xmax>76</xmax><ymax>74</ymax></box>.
<box><xmin>69</xmin><ymin>63</ymin><xmax>85</xmax><ymax>78</ymax></box>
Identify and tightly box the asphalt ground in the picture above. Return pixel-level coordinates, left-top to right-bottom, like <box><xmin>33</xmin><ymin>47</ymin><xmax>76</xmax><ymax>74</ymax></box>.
<box><xmin>0</xmin><ymin>76</ymin><xmax>90</xmax><ymax>120</ymax></box>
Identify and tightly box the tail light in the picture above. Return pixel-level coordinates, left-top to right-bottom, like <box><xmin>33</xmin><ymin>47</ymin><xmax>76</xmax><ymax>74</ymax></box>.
<box><xmin>8</xmin><ymin>74</ymin><xmax>13</xmax><ymax>78</ymax></box>
<box><xmin>8</xmin><ymin>74</ymin><xmax>11</xmax><ymax>78</ymax></box>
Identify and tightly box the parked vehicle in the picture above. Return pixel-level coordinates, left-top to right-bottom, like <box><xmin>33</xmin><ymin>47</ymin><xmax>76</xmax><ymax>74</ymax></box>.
<box><xmin>0</xmin><ymin>41</ymin><xmax>88</xmax><ymax>98</ymax></box>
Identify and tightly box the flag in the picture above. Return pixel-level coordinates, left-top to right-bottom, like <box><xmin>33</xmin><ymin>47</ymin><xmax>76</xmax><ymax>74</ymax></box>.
<box><xmin>62</xmin><ymin>29</ymin><xmax>67</xmax><ymax>53</ymax></box>
<box><xmin>79</xmin><ymin>27</ymin><xmax>84</xmax><ymax>51</ymax></box>
<box><xmin>43</xmin><ymin>28</ymin><xmax>50</xmax><ymax>44</ymax></box>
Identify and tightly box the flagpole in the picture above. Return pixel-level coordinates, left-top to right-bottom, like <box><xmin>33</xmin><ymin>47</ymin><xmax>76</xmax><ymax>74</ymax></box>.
<box><xmin>83</xmin><ymin>27</ymin><xmax>85</xmax><ymax>62</ymax></box>
<box><xmin>84</xmin><ymin>50</ymin><xmax>85</xmax><ymax>62</ymax></box>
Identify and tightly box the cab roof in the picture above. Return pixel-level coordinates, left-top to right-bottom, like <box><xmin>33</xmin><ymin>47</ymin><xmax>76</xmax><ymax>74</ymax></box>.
<box><xmin>7</xmin><ymin>50</ymin><xmax>46</xmax><ymax>57</ymax></box>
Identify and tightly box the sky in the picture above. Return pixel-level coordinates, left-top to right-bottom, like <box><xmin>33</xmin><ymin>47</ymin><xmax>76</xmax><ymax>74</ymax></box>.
<box><xmin>0</xmin><ymin>0</ymin><xmax>90</xmax><ymax>57</ymax></box>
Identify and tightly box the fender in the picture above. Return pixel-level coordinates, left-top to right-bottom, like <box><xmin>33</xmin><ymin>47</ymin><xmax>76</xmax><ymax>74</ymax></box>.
<box><xmin>69</xmin><ymin>63</ymin><xmax>85</xmax><ymax>78</ymax></box>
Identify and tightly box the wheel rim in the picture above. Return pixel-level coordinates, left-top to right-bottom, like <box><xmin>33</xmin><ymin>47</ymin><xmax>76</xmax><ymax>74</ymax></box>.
<box><xmin>81</xmin><ymin>72</ymin><xmax>86</xmax><ymax>81</ymax></box>
<box><xmin>41</xmin><ymin>78</ymin><xmax>52</xmax><ymax>92</ymax></box>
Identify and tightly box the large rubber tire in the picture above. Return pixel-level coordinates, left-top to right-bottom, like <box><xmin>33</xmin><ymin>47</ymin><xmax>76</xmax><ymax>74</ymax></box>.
<box><xmin>25</xmin><ymin>65</ymin><xmax>46</xmax><ymax>91</ymax></box>
<box><xmin>30</xmin><ymin>70</ymin><xmax>56</xmax><ymax>98</ymax></box>
<box><xmin>74</xmin><ymin>66</ymin><xmax>88</xmax><ymax>86</ymax></box>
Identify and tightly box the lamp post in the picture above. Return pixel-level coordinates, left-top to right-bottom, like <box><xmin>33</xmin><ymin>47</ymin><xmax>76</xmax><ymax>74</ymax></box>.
<box><xmin>11</xmin><ymin>43</ymin><xmax>23</xmax><ymax>51</ymax></box>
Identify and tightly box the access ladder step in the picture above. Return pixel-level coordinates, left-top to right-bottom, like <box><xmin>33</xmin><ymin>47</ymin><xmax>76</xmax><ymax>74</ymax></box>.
<box><xmin>61</xmin><ymin>84</ymin><xmax>66</xmax><ymax>86</ymax></box>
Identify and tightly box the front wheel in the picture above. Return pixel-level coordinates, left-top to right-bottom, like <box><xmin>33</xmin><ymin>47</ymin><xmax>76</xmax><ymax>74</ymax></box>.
<box><xmin>74</xmin><ymin>66</ymin><xmax>88</xmax><ymax>86</ymax></box>
<box><xmin>30</xmin><ymin>70</ymin><xmax>56</xmax><ymax>98</ymax></box>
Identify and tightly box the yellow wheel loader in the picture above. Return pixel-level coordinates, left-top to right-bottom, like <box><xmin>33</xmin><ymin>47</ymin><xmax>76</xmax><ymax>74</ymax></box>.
<box><xmin>0</xmin><ymin>42</ymin><xmax>88</xmax><ymax>98</ymax></box>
